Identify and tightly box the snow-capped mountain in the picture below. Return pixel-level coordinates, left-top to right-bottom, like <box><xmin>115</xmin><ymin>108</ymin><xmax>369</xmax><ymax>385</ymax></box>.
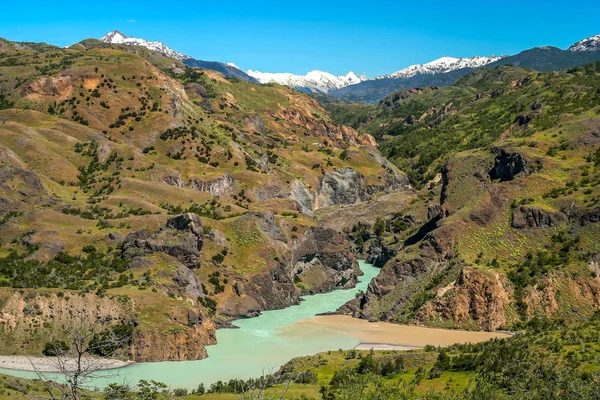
<box><xmin>246</xmin><ymin>56</ymin><xmax>502</xmax><ymax>93</ymax></box>
<box><xmin>569</xmin><ymin>34</ymin><xmax>600</xmax><ymax>52</ymax></box>
<box><xmin>99</xmin><ymin>30</ymin><xmax>192</xmax><ymax>61</ymax></box>
<box><xmin>246</xmin><ymin>70</ymin><xmax>366</xmax><ymax>93</ymax></box>
<box><xmin>375</xmin><ymin>55</ymin><xmax>505</xmax><ymax>80</ymax></box>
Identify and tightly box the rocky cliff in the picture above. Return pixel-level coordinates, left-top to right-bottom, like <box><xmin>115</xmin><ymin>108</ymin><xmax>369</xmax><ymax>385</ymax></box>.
<box><xmin>337</xmin><ymin>132</ymin><xmax>600</xmax><ymax>331</ymax></box>
<box><xmin>290</xmin><ymin>227</ymin><xmax>361</xmax><ymax>294</ymax></box>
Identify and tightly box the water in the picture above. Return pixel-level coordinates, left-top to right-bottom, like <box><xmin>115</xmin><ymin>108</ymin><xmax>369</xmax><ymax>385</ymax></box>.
<box><xmin>0</xmin><ymin>261</ymin><xmax>380</xmax><ymax>390</ymax></box>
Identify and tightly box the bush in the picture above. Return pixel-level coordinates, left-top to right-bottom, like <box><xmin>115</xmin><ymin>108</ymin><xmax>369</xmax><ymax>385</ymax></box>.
<box><xmin>42</xmin><ymin>340</ymin><xmax>70</xmax><ymax>356</ymax></box>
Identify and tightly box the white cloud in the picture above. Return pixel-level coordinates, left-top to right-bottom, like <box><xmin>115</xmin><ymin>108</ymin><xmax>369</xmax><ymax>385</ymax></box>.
<box><xmin>128</xmin><ymin>19</ymin><xmax>136</xmax><ymax>23</ymax></box>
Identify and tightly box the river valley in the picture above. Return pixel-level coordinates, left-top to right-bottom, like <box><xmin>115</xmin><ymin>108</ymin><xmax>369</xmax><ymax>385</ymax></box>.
<box><xmin>0</xmin><ymin>262</ymin><xmax>508</xmax><ymax>390</ymax></box>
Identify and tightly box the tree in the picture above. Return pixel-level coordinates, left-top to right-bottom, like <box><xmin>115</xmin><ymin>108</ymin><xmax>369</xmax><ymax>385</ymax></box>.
<box><xmin>373</xmin><ymin>218</ymin><xmax>386</xmax><ymax>237</ymax></box>
<box><xmin>232</xmin><ymin>370</ymin><xmax>296</xmax><ymax>400</ymax></box>
<box><xmin>33</xmin><ymin>313</ymin><xmax>132</xmax><ymax>400</ymax></box>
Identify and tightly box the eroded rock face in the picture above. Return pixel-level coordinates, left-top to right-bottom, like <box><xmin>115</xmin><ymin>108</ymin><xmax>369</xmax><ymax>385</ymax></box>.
<box><xmin>23</xmin><ymin>76</ymin><xmax>73</xmax><ymax>101</ymax></box>
<box><xmin>173</xmin><ymin>264</ymin><xmax>205</xmax><ymax>298</ymax></box>
<box><xmin>291</xmin><ymin>167</ymin><xmax>409</xmax><ymax>213</ymax></box>
<box><xmin>416</xmin><ymin>268</ymin><xmax>513</xmax><ymax>331</ymax></box>
<box><xmin>290</xmin><ymin>227</ymin><xmax>361</xmax><ymax>294</ymax></box>
<box><xmin>0</xmin><ymin>166</ymin><xmax>49</xmax><ymax>213</ymax></box>
<box><xmin>188</xmin><ymin>174</ymin><xmax>235</xmax><ymax>197</ymax></box>
<box><xmin>218</xmin><ymin>263</ymin><xmax>299</xmax><ymax>318</ymax></box>
<box><xmin>0</xmin><ymin>289</ymin><xmax>135</xmax><ymax>356</ymax></box>
<box><xmin>123</xmin><ymin>213</ymin><xmax>204</xmax><ymax>269</ymax></box>
<box><xmin>290</xmin><ymin>180</ymin><xmax>315</xmax><ymax>214</ymax></box>
<box><xmin>274</xmin><ymin>106</ymin><xmax>377</xmax><ymax>147</ymax></box>
<box><xmin>131</xmin><ymin>319</ymin><xmax>216</xmax><ymax>362</ymax></box>
<box><xmin>163</xmin><ymin>173</ymin><xmax>235</xmax><ymax>197</ymax></box>
<box><xmin>521</xmin><ymin>275</ymin><xmax>600</xmax><ymax>321</ymax></box>
<box><xmin>242</xmin><ymin>114</ymin><xmax>266</xmax><ymax>135</ymax></box>
<box><xmin>316</xmin><ymin>168</ymin><xmax>370</xmax><ymax>209</ymax></box>
<box><xmin>511</xmin><ymin>206</ymin><xmax>566</xmax><ymax>229</ymax></box>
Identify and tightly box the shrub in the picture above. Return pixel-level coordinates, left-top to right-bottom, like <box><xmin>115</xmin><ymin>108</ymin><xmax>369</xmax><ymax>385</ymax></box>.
<box><xmin>42</xmin><ymin>340</ymin><xmax>70</xmax><ymax>356</ymax></box>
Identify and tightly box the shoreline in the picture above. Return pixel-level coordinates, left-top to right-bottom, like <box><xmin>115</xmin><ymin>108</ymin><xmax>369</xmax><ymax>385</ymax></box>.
<box><xmin>0</xmin><ymin>355</ymin><xmax>133</xmax><ymax>373</ymax></box>
<box><xmin>355</xmin><ymin>343</ymin><xmax>420</xmax><ymax>351</ymax></box>
<box><xmin>279</xmin><ymin>315</ymin><xmax>512</xmax><ymax>347</ymax></box>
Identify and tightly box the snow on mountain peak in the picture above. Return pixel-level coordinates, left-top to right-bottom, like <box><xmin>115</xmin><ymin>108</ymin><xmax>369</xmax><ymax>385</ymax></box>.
<box><xmin>569</xmin><ymin>34</ymin><xmax>600</xmax><ymax>52</ymax></box>
<box><xmin>100</xmin><ymin>30</ymin><xmax>128</xmax><ymax>43</ymax></box>
<box><xmin>378</xmin><ymin>55</ymin><xmax>505</xmax><ymax>80</ymax></box>
<box><xmin>246</xmin><ymin>69</ymin><xmax>367</xmax><ymax>93</ymax></box>
<box><xmin>99</xmin><ymin>31</ymin><xmax>192</xmax><ymax>61</ymax></box>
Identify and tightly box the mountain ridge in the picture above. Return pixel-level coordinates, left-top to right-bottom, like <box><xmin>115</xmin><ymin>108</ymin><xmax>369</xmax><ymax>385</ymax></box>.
<box><xmin>569</xmin><ymin>33</ymin><xmax>600</xmax><ymax>52</ymax></box>
<box><xmin>246</xmin><ymin>69</ymin><xmax>366</xmax><ymax>94</ymax></box>
<box><xmin>98</xmin><ymin>30</ymin><xmax>258</xmax><ymax>83</ymax></box>
<box><xmin>328</xmin><ymin>33</ymin><xmax>600</xmax><ymax>102</ymax></box>
<box><xmin>99</xmin><ymin>30</ymin><xmax>192</xmax><ymax>61</ymax></box>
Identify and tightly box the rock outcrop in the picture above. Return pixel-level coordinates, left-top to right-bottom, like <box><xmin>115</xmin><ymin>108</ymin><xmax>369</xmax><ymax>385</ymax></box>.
<box><xmin>0</xmin><ymin>166</ymin><xmax>49</xmax><ymax>213</ymax></box>
<box><xmin>580</xmin><ymin>206</ymin><xmax>600</xmax><ymax>226</ymax></box>
<box><xmin>173</xmin><ymin>264</ymin><xmax>205</xmax><ymax>298</ymax></box>
<box><xmin>290</xmin><ymin>227</ymin><xmax>361</xmax><ymax>294</ymax></box>
<box><xmin>242</xmin><ymin>114</ymin><xmax>266</xmax><ymax>135</ymax></box>
<box><xmin>511</xmin><ymin>206</ymin><xmax>566</xmax><ymax>229</ymax></box>
<box><xmin>163</xmin><ymin>173</ymin><xmax>235</xmax><ymax>197</ymax></box>
<box><xmin>189</xmin><ymin>174</ymin><xmax>235</xmax><ymax>197</ymax></box>
<box><xmin>366</xmin><ymin>246</ymin><xmax>395</xmax><ymax>269</ymax></box>
<box><xmin>291</xmin><ymin>167</ymin><xmax>409</xmax><ymax>213</ymax></box>
<box><xmin>489</xmin><ymin>148</ymin><xmax>540</xmax><ymax>181</ymax></box>
<box><xmin>123</xmin><ymin>213</ymin><xmax>204</xmax><ymax>268</ymax></box>
<box><xmin>131</xmin><ymin>319</ymin><xmax>216</xmax><ymax>362</ymax></box>
<box><xmin>315</xmin><ymin>168</ymin><xmax>371</xmax><ymax>209</ymax></box>
<box><xmin>218</xmin><ymin>263</ymin><xmax>299</xmax><ymax>318</ymax></box>
<box><xmin>416</xmin><ymin>268</ymin><xmax>514</xmax><ymax>331</ymax></box>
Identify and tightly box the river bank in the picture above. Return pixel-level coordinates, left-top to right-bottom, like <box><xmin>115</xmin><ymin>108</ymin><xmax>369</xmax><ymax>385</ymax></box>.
<box><xmin>0</xmin><ymin>355</ymin><xmax>132</xmax><ymax>373</ymax></box>
<box><xmin>0</xmin><ymin>262</ymin><xmax>509</xmax><ymax>389</ymax></box>
<box><xmin>281</xmin><ymin>315</ymin><xmax>511</xmax><ymax>347</ymax></box>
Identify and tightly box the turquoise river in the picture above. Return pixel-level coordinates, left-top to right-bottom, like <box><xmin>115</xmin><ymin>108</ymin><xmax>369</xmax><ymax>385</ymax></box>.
<box><xmin>0</xmin><ymin>261</ymin><xmax>381</xmax><ymax>390</ymax></box>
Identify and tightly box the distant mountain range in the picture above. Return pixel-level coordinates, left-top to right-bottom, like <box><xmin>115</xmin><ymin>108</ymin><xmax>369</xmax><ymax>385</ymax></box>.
<box><xmin>97</xmin><ymin>31</ymin><xmax>600</xmax><ymax>102</ymax></box>
<box><xmin>246</xmin><ymin>70</ymin><xmax>366</xmax><ymax>94</ymax></box>
<box><xmin>328</xmin><ymin>34</ymin><xmax>600</xmax><ymax>102</ymax></box>
<box><xmin>246</xmin><ymin>55</ymin><xmax>504</xmax><ymax>94</ymax></box>
<box><xmin>374</xmin><ymin>55</ymin><xmax>505</xmax><ymax>79</ymax></box>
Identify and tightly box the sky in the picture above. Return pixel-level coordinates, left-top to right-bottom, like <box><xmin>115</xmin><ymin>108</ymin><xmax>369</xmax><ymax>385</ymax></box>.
<box><xmin>1</xmin><ymin>0</ymin><xmax>599</xmax><ymax>77</ymax></box>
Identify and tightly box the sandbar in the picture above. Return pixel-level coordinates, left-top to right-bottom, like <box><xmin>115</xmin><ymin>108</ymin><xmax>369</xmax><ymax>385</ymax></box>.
<box><xmin>280</xmin><ymin>315</ymin><xmax>511</xmax><ymax>348</ymax></box>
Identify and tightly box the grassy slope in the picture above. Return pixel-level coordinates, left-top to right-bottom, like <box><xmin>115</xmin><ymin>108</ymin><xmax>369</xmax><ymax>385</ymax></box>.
<box><xmin>318</xmin><ymin>63</ymin><xmax>600</xmax><ymax>332</ymax></box>
<box><xmin>0</xmin><ymin>38</ymin><xmax>392</xmax><ymax>356</ymax></box>
<box><xmin>325</xmin><ymin>64</ymin><xmax>600</xmax><ymax>186</ymax></box>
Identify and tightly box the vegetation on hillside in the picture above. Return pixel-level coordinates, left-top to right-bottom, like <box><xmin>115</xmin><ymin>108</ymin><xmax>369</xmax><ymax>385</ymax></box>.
<box><xmin>0</xmin><ymin>35</ymin><xmax>395</xmax><ymax>360</ymax></box>
<box><xmin>325</xmin><ymin>63</ymin><xmax>600</xmax><ymax>186</ymax></box>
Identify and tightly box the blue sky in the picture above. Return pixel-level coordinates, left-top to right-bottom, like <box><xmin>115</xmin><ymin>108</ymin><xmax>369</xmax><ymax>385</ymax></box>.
<box><xmin>1</xmin><ymin>0</ymin><xmax>599</xmax><ymax>77</ymax></box>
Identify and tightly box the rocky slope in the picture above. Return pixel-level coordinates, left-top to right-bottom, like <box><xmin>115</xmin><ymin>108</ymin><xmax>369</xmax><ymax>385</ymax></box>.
<box><xmin>333</xmin><ymin>63</ymin><xmax>600</xmax><ymax>331</ymax></box>
<box><xmin>0</xmin><ymin>37</ymin><xmax>408</xmax><ymax>360</ymax></box>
